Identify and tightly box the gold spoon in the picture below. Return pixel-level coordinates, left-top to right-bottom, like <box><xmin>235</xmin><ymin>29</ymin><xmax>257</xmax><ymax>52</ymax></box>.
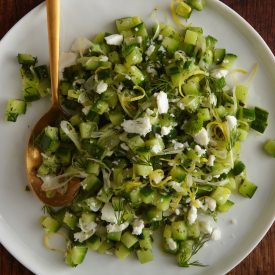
<box><xmin>26</xmin><ymin>0</ymin><xmax>80</xmax><ymax>207</ymax></box>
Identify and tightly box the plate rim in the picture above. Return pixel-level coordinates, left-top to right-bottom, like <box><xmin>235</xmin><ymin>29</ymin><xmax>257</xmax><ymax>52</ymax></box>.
<box><xmin>0</xmin><ymin>1</ymin><xmax>274</xmax><ymax>274</ymax></box>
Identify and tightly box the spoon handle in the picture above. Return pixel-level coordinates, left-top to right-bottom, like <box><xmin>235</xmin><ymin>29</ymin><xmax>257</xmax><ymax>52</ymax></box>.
<box><xmin>46</xmin><ymin>0</ymin><xmax>60</xmax><ymax>108</ymax></box>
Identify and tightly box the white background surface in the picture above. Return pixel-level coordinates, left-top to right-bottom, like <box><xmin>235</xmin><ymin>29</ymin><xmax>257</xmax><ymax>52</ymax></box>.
<box><xmin>0</xmin><ymin>1</ymin><xmax>274</xmax><ymax>274</ymax></box>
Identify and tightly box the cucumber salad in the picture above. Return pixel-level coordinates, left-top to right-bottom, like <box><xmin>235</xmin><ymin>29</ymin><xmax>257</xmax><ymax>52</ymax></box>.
<box><xmin>5</xmin><ymin>0</ymin><xmax>270</xmax><ymax>268</ymax></box>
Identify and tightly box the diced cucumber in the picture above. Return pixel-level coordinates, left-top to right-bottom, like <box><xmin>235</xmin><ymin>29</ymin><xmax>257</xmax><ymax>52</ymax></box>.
<box><xmin>217</xmin><ymin>200</ymin><xmax>235</xmax><ymax>212</ymax></box>
<box><xmin>140</xmin><ymin>187</ymin><xmax>156</xmax><ymax>204</ymax></box>
<box><xmin>187</xmin><ymin>0</ymin><xmax>206</xmax><ymax>11</ymax></box>
<box><xmin>87</xmin><ymin>235</ymin><xmax>102</xmax><ymax>251</ymax></box>
<box><xmin>121</xmin><ymin>231</ymin><xmax>138</xmax><ymax>248</ymax></box>
<box><xmin>176</xmin><ymin>2</ymin><xmax>192</xmax><ymax>19</ymax></box>
<box><xmin>146</xmin><ymin>206</ymin><xmax>162</xmax><ymax>222</ymax></box>
<box><xmin>35</xmin><ymin>126</ymin><xmax>60</xmax><ymax>153</ymax></box>
<box><xmin>170</xmin><ymin>166</ymin><xmax>186</xmax><ymax>182</ymax></box>
<box><xmin>81</xmin><ymin>174</ymin><xmax>102</xmax><ymax>193</ymax></box>
<box><xmin>133</xmin><ymin>164</ymin><xmax>153</xmax><ymax>177</ymax></box>
<box><xmin>221</xmin><ymin>53</ymin><xmax>237</xmax><ymax>69</ymax></box>
<box><xmin>184</xmin><ymin>30</ymin><xmax>198</xmax><ymax>46</ymax></box>
<box><xmin>162</xmin><ymin>37</ymin><xmax>180</xmax><ymax>54</ymax></box>
<box><xmin>214</xmin><ymin>48</ymin><xmax>226</xmax><ymax>64</ymax></box>
<box><xmin>211</xmin><ymin>186</ymin><xmax>231</xmax><ymax>205</ymax></box>
<box><xmin>41</xmin><ymin>216</ymin><xmax>60</xmax><ymax>233</ymax></box>
<box><xmin>79</xmin><ymin>122</ymin><xmax>98</xmax><ymax>139</ymax></box>
<box><xmin>115</xmin><ymin>243</ymin><xmax>131</xmax><ymax>260</ymax></box>
<box><xmin>239</xmin><ymin>179</ymin><xmax>257</xmax><ymax>198</ymax></box>
<box><xmin>136</xmin><ymin>249</ymin><xmax>154</xmax><ymax>264</ymax></box>
<box><xmin>65</xmin><ymin>244</ymin><xmax>88</xmax><ymax>267</ymax></box>
<box><xmin>171</xmin><ymin>221</ymin><xmax>188</xmax><ymax>241</ymax></box>
<box><xmin>17</xmin><ymin>53</ymin><xmax>37</xmax><ymax>65</ymax></box>
<box><xmin>5</xmin><ymin>99</ymin><xmax>26</xmax><ymax>122</ymax></box>
<box><xmin>107</xmin><ymin>231</ymin><xmax>122</xmax><ymax>242</ymax></box>
<box><xmin>63</xmin><ymin>212</ymin><xmax>78</xmax><ymax>230</ymax></box>
<box><xmin>116</xmin><ymin>17</ymin><xmax>142</xmax><ymax>33</ymax></box>
<box><xmin>263</xmin><ymin>139</ymin><xmax>275</xmax><ymax>158</ymax></box>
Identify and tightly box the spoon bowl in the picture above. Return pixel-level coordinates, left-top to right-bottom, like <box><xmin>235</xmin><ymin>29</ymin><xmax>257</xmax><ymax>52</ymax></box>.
<box><xmin>25</xmin><ymin>0</ymin><xmax>81</xmax><ymax>207</ymax></box>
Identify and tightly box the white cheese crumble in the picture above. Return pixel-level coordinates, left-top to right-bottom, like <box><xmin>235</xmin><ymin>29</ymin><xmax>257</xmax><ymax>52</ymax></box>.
<box><xmin>99</xmin><ymin>55</ymin><xmax>109</xmax><ymax>62</ymax></box>
<box><xmin>105</xmin><ymin>34</ymin><xmax>124</xmax><ymax>45</ymax></box>
<box><xmin>188</xmin><ymin>205</ymin><xmax>197</xmax><ymax>224</ymax></box>
<box><xmin>200</xmin><ymin>220</ymin><xmax>213</xmax><ymax>234</ymax></box>
<box><xmin>71</xmin><ymin>37</ymin><xmax>92</xmax><ymax>55</ymax></box>
<box><xmin>151</xmin><ymin>171</ymin><xmax>164</xmax><ymax>184</ymax></box>
<box><xmin>194</xmin><ymin>128</ymin><xmax>209</xmax><ymax>146</ymax></box>
<box><xmin>132</xmin><ymin>219</ymin><xmax>145</xmax><ymax>235</ymax></box>
<box><xmin>195</xmin><ymin>145</ymin><xmax>206</xmax><ymax>156</ymax></box>
<box><xmin>151</xmin><ymin>144</ymin><xmax>162</xmax><ymax>154</ymax></box>
<box><xmin>74</xmin><ymin>220</ymin><xmax>97</xmax><ymax>243</ymax></box>
<box><xmin>177</xmin><ymin>102</ymin><xmax>185</xmax><ymax>110</ymax></box>
<box><xmin>146</xmin><ymin>44</ymin><xmax>156</xmax><ymax>56</ymax></box>
<box><xmin>211</xmin><ymin>69</ymin><xmax>228</xmax><ymax>79</ymax></box>
<box><xmin>166</xmin><ymin>238</ymin><xmax>177</xmax><ymax>251</ymax></box>
<box><xmin>169</xmin><ymin>181</ymin><xmax>185</xmax><ymax>193</ymax></box>
<box><xmin>101</xmin><ymin>203</ymin><xmax>117</xmax><ymax>224</ymax></box>
<box><xmin>146</xmin><ymin>108</ymin><xmax>154</xmax><ymax>115</ymax></box>
<box><xmin>207</xmin><ymin>155</ymin><xmax>216</xmax><ymax>166</ymax></box>
<box><xmin>106</xmin><ymin>222</ymin><xmax>129</xmax><ymax>233</ymax></box>
<box><xmin>172</xmin><ymin>140</ymin><xmax>184</xmax><ymax>150</ymax></box>
<box><xmin>121</xmin><ymin>117</ymin><xmax>152</xmax><ymax>137</ymax></box>
<box><xmin>175</xmin><ymin>208</ymin><xmax>180</xmax><ymax>215</ymax></box>
<box><xmin>96</xmin><ymin>81</ymin><xmax>108</xmax><ymax>94</ymax></box>
<box><xmin>226</xmin><ymin>115</ymin><xmax>237</xmax><ymax>131</ymax></box>
<box><xmin>210</xmin><ymin>94</ymin><xmax>217</xmax><ymax>106</ymax></box>
<box><xmin>161</xmin><ymin>126</ymin><xmax>172</xmax><ymax>136</ymax></box>
<box><xmin>120</xmin><ymin>143</ymin><xmax>129</xmax><ymax>151</ymax></box>
<box><xmin>204</xmin><ymin>197</ymin><xmax>216</xmax><ymax>211</ymax></box>
<box><xmin>155</xmin><ymin>91</ymin><xmax>169</xmax><ymax>114</ymax></box>
<box><xmin>85</xmin><ymin>198</ymin><xmax>102</xmax><ymax>212</ymax></box>
<box><xmin>211</xmin><ymin>228</ymin><xmax>221</xmax><ymax>240</ymax></box>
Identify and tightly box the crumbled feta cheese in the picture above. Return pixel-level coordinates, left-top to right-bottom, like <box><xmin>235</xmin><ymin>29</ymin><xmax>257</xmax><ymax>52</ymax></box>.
<box><xmin>207</xmin><ymin>155</ymin><xmax>216</xmax><ymax>166</ymax></box>
<box><xmin>200</xmin><ymin>220</ymin><xmax>213</xmax><ymax>234</ymax></box>
<box><xmin>172</xmin><ymin>140</ymin><xmax>184</xmax><ymax>150</ymax></box>
<box><xmin>194</xmin><ymin>128</ymin><xmax>209</xmax><ymax>146</ymax></box>
<box><xmin>155</xmin><ymin>91</ymin><xmax>169</xmax><ymax>114</ymax></box>
<box><xmin>211</xmin><ymin>69</ymin><xmax>228</xmax><ymax>79</ymax></box>
<box><xmin>82</xmin><ymin>106</ymin><xmax>91</xmax><ymax>115</ymax></box>
<box><xmin>106</xmin><ymin>222</ymin><xmax>129</xmax><ymax>233</ymax></box>
<box><xmin>195</xmin><ymin>145</ymin><xmax>206</xmax><ymax>156</ymax></box>
<box><xmin>146</xmin><ymin>108</ymin><xmax>154</xmax><ymax>115</ymax></box>
<box><xmin>161</xmin><ymin>126</ymin><xmax>172</xmax><ymax>136</ymax></box>
<box><xmin>104</xmin><ymin>34</ymin><xmax>123</xmax><ymax>45</ymax></box>
<box><xmin>185</xmin><ymin>175</ymin><xmax>192</xmax><ymax>188</ymax></box>
<box><xmin>71</xmin><ymin>37</ymin><xmax>92</xmax><ymax>55</ymax></box>
<box><xmin>175</xmin><ymin>208</ymin><xmax>180</xmax><ymax>215</ymax></box>
<box><xmin>146</xmin><ymin>44</ymin><xmax>155</xmax><ymax>56</ymax></box>
<box><xmin>118</xmin><ymin>83</ymin><xmax>124</xmax><ymax>91</ymax></box>
<box><xmin>226</xmin><ymin>115</ymin><xmax>237</xmax><ymax>131</ymax></box>
<box><xmin>101</xmin><ymin>203</ymin><xmax>117</xmax><ymax>224</ymax></box>
<box><xmin>211</xmin><ymin>228</ymin><xmax>221</xmax><ymax>240</ymax></box>
<box><xmin>137</xmin><ymin>36</ymin><xmax>143</xmax><ymax>44</ymax></box>
<box><xmin>204</xmin><ymin>197</ymin><xmax>216</xmax><ymax>211</ymax></box>
<box><xmin>188</xmin><ymin>206</ymin><xmax>197</xmax><ymax>224</ymax></box>
<box><xmin>151</xmin><ymin>144</ymin><xmax>162</xmax><ymax>154</ymax></box>
<box><xmin>177</xmin><ymin>102</ymin><xmax>185</xmax><ymax>110</ymax></box>
<box><xmin>166</xmin><ymin>238</ymin><xmax>177</xmax><ymax>251</ymax></box>
<box><xmin>158</xmin><ymin>34</ymin><xmax>163</xmax><ymax>41</ymax></box>
<box><xmin>79</xmin><ymin>219</ymin><xmax>97</xmax><ymax>233</ymax></box>
<box><xmin>132</xmin><ymin>219</ymin><xmax>145</xmax><ymax>235</ymax></box>
<box><xmin>210</xmin><ymin>94</ymin><xmax>217</xmax><ymax>106</ymax></box>
<box><xmin>120</xmin><ymin>143</ymin><xmax>129</xmax><ymax>151</ymax></box>
<box><xmin>59</xmin><ymin>52</ymin><xmax>78</xmax><ymax>75</ymax></box>
<box><xmin>147</xmin><ymin>65</ymin><xmax>158</xmax><ymax>76</ymax></box>
<box><xmin>169</xmin><ymin>181</ymin><xmax>185</xmax><ymax>193</ymax></box>
<box><xmin>85</xmin><ymin>198</ymin><xmax>102</xmax><ymax>212</ymax></box>
<box><xmin>158</xmin><ymin>45</ymin><xmax>166</xmax><ymax>53</ymax></box>
<box><xmin>99</xmin><ymin>55</ymin><xmax>109</xmax><ymax>62</ymax></box>
<box><xmin>74</xmin><ymin>231</ymin><xmax>94</xmax><ymax>243</ymax></box>
<box><xmin>151</xmin><ymin>171</ymin><xmax>164</xmax><ymax>184</ymax></box>
<box><xmin>121</xmin><ymin>117</ymin><xmax>152</xmax><ymax>137</ymax></box>
<box><xmin>96</xmin><ymin>81</ymin><xmax>108</xmax><ymax>94</ymax></box>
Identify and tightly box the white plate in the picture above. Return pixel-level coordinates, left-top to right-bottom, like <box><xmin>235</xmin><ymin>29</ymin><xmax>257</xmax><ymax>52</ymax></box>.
<box><xmin>0</xmin><ymin>1</ymin><xmax>274</xmax><ymax>274</ymax></box>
